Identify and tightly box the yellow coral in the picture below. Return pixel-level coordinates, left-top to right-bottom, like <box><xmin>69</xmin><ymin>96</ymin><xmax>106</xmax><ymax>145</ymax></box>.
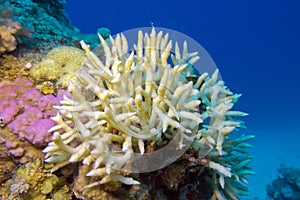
<box><xmin>8</xmin><ymin>159</ymin><xmax>72</xmax><ymax>200</ymax></box>
<box><xmin>0</xmin><ymin>54</ymin><xmax>32</xmax><ymax>81</ymax></box>
<box><xmin>0</xmin><ymin>19</ymin><xmax>20</xmax><ymax>53</ymax></box>
<box><xmin>29</xmin><ymin>46</ymin><xmax>85</xmax><ymax>87</ymax></box>
<box><xmin>0</xmin><ymin>5</ymin><xmax>32</xmax><ymax>54</ymax></box>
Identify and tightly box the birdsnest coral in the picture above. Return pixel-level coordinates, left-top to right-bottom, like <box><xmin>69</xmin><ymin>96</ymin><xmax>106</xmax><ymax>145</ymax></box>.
<box><xmin>44</xmin><ymin>28</ymin><xmax>253</xmax><ymax>199</ymax></box>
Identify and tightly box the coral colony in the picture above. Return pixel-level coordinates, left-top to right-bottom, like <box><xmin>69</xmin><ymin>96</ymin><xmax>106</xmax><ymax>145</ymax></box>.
<box><xmin>267</xmin><ymin>165</ymin><xmax>300</xmax><ymax>200</ymax></box>
<box><xmin>43</xmin><ymin>28</ymin><xmax>254</xmax><ymax>199</ymax></box>
<box><xmin>0</xmin><ymin>5</ymin><xmax>32</xmax><ymax>54</ymax></box>
<box><xmin>29</xmin><ymin>46</ymin><xmax>85</xmax><ymax>87</ymax></box>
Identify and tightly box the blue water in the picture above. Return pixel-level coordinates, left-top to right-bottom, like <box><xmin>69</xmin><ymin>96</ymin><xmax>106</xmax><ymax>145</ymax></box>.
<box><xmin>65</xmin><ymin>1</ymin><xmax>300</xmax><ymax>199</ymax></box>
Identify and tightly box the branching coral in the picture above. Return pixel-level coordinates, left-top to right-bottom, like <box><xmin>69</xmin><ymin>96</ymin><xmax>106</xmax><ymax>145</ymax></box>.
<box><xmin>189</xmin><ymin>65</ymin><xmax>255</xmax><ymax>199</ymax></box>
<box><xmin>43</xmin><ymin>28</ymin><xmax>254</xmax><ymax>199</ymax></box>
<box><xmin>187</xmin><ymin>134</ymin><xmax>254</xmax><ymax>200</ymax></box>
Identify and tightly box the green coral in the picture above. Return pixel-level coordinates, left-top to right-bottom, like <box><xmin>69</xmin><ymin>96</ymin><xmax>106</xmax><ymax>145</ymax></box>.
<box><xmin>8</xmin><ymin>159</ymin><xmax>72</xmax><ymax>200</ymax></box>
<box><xmin>190</xmin><ymin>134</ymin><xmax>255</xmax><ymax>199</ymax></box>
<box><xmin>97</xmin><ymin>27</ymin><xmax>111</xmax><ymax>40</ymax></box>
<box><xmin>1</xmin><ymin>0</ymin><xmax>80</xmax><ymax>49</ymax></box>
<box><xmin>0</xmin><ymin>1</ymin><xmax>112</xmax><ymax>50</ymax></box>
<box><xmin>29</xmin><ymin>46</ymin><xmax>85</xmax><ymax>87</ymax></box>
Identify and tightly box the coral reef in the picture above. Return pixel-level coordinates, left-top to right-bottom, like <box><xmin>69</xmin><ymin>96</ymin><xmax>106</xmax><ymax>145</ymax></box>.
<box><xmin>186</xmin><ymin>134</ymin><xmax>254</xmax><ymax>199</ymax></box>
<box><xmin>29</xmin><ymin>46</ymin><xmax>85</xmax><ymax>87</ymax></box>
<box><xmin>0</xmin><ymin>1</ymin><xmax>255</xmax><ymax>199</ymax></box>
<box><xmin>4</xmin><ymin>159</ymin><xmax>72</xmax><ymax>200</ymax></box>
<box><xmin>1</xmin><ymin>0</ymin><xmax>80</xmax><ymax>50</ymax></box>
<box><xmin>1</xmin><ymin>1</ymin><xmax>111</xmax><ymax>51</ymax></box>
<box><xmin>0</xmin><ymin>77</ymin><xmax>60</xmax><ymax>169</ymax></box>
<box><xmin>44</xmin><ymin>28</ymin><xmax>254</xmax><ymax>199</ymax></box>
<box><xmin>267</xmin><ymin>165</ymin><xmax>300</xmax><ymax>200</ymax></box>
<box><xmin>0</xmin><ymin>142</ymin><xmax>16</xmax><ymax>184</ymax></box>
<box><xmin>97</xmin><ymin>27</ymin><xmax>111</xmax><ymax>40</ymax></box>
<box><xmin>0</xmin><ymin>5</ymin><xmax>32</xmax><ymax>54</ymax></box>
<box><xmin>0</xmin><ymin>77</ymin><xmax>70</xmax><ymax>148</ymax></box>
<box><xmin>0</xmin><ymin>53</ymin><xmax>43</xmax><ymax>82</ymax></box>
<box><xmin>0</xmin><ymin>124</ymin><xmax>45</xmax><ymax>164</ymax></box>
<box><xmin>78</xmin><ymin>27</ymin><xmax>111</xmax><ymax>50</ymax></box>
<box><xmin>73</xmin><ymin>165</ymin><xmax>165</xmax><ymax>200</ymax></box>
<box><xmin>25</xmin><ymin>119</ymin><xmax>56</xmax><ymax>147</ymax></box>
<box><xmin>0</xmin><ymin>2</ymin><xmax>254</xmax><ymax>197</ymax></box>
<box><xmin>0</xmin><ymin>55</ymin><xmax>29</xmax><ymax>81</ymax></box>
<box><xmin>73</xmin><ymin>165</ymin><xmax>124</xmax><ymax>200</ymax></box>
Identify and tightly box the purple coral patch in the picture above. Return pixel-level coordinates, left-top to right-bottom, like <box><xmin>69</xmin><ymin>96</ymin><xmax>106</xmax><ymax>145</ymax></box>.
<box><xmin>8</xmin><ymin>106</ymin><xmax>43</xmax><ymax>136</ymax></box>
<box><xmin>38</xmin><ymin>94</ymin><xmax>60</xmax><ymax>118</ymax></box>
<box><xmin>18</xmin><ymin>88</ymin><xmax>42</xmax><ymax>108</ymax></box>
<box><xmin>24</xmin><ymin>119</ymin><xmax>56</xmax><ymax>147</ymax></box>
<box><xmin>0</xmin><ymin>104</ymin><xmax>20</xmax><ymax>126</ymax></box>
<box><xmin>0</xmin><ymin>99</ymin><xmax>18</xmax><ymax>112</ymax></box>
<box><xmin>0</xmin><ymin>77</ymin><xmax>69</xmax><ymax>148</ymax></box>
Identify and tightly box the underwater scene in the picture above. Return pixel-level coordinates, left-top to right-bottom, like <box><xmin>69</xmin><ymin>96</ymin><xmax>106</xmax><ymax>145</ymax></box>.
<box><xmin>0</xmin><ymin>0</ymin><xmax>299</xmax><ymax>199</ymax></box>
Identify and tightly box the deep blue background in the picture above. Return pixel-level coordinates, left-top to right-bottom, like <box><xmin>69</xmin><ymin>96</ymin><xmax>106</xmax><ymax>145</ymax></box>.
<box><xmin>65</xmin><ymin>0</ymin><xmax>300</xmax><ymax>132</ymax></box>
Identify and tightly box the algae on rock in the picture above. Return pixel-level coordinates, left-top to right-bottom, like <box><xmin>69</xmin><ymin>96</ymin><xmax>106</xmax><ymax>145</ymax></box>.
<box><xmin>8</xmin><ymin>159</ymin><xmax>72</xmax><ymax>200</ymax></box>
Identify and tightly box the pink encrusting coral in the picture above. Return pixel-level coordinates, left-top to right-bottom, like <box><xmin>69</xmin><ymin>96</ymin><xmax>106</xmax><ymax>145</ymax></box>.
<box><xmin>24</xmin><ymin>119</ymin><xmax>56</xmax><ymax>147</ymax></box>
<box><xmin>0</xmin><ymin>77</ymin><xmax>70</xmax><ymax>148</ymax></box>
<box><xmin>17</xmin><ymin>88</ymin><xmax>42</xmax><ymax>108</ymax></box>
<box><xmin>0</xmin><ymin>104</ymin><xmax>20</xmax><ymax>126</ymax></box>
<box><xmin>8</xmin><ymin>106</ymin><xmax>43</xmax><ymax>138</ymax></box>
<box><xmin>37</xmin><ymin>94</ymin><xmax>61</xmax><ymax>118</ymax></box>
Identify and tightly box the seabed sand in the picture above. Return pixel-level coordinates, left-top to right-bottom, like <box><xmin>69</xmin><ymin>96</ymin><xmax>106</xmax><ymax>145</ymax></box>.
<box><xmin>245</xmin><ymin>127</ymin><xmax>300</xmax><ymax>200</ymax></box>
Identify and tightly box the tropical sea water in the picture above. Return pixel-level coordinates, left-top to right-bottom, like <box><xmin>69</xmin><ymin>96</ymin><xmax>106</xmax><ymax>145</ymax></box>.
<box><xmin>65</xmin><ymin>0</ymin><xmax>300</xmax><ymax>199</ymax></box>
